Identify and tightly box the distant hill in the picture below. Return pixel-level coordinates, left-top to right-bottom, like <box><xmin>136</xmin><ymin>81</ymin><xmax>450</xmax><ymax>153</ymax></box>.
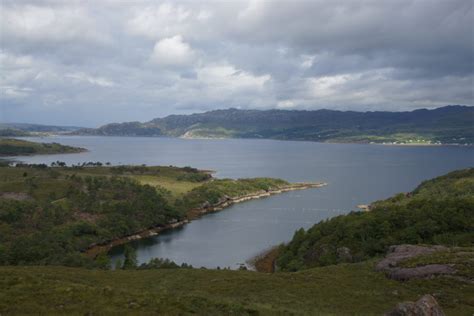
<box><xmin>74</xmin><ymin>105</ymin><xmax>474</xmax><ymax>145</ymax></box>
<box><xmin>0</xmin><ymin>123</ymin><xmax>84</xmax><ymax>136</ymax></box>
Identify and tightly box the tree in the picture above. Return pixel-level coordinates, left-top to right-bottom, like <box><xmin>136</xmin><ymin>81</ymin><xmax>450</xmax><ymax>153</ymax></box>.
<box><xmin>122</xmin><ymin>245</ymin><xmax>137</xmax><ymax>269</ymax></box>
<box><xmin>95</xmin><ymin>253</ymin><xmax>111</xmax><ymax>270</ymax></box>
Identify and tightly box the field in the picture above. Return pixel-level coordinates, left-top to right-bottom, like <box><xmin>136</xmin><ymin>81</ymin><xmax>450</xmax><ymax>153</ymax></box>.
<box><xmin>1</xmin><ymin>258</ymin><xmax>472</xmax><ymax>315</ymax></box>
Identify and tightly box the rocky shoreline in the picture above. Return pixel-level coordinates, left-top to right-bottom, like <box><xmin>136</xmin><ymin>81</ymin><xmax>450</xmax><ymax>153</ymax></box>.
<box><xmin>85</xmin><ymin>182</ymin><xmax>327</xmax><ymax>258</ymax></box>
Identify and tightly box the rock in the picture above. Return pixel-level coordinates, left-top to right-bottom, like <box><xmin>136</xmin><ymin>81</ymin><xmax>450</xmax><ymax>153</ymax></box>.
<box><xmin>376</xmin><ymin>245</ymin><xmax>455</xmax><ymax>281</ymax></box>
<box><xmin>388</xmin><ymin>264</ymin><xmax>456</xmax><ymax>281</ymax></box>
<box><xmin>376</xmin><ymin>245</ymin><xmax>447</xmax><ymax>272</ymax></box>
<box><xmin>336</xmin><ymin>247</ymin><xmax>352</xmax><ymax>262</ymax></box>
<box><xmin>201</xmin><ymin>201</ymin><xmax>211</xmax><ymax>209</ymax></box>
<box><xmin>385</xmin><ymin>294</ymin><xmax>445</xmax><ymax>316</ymax></box>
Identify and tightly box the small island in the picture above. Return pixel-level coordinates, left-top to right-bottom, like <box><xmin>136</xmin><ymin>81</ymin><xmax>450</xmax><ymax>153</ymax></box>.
<box><xmin>0</xmin><ymin>138</ymin><xmax>86</xmax><ymax>156</ymax></box>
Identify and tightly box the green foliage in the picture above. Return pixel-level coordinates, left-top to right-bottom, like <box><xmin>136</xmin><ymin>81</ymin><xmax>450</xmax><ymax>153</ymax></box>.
<box><xmin>176</xmin><ymin>178</ymin><xmax>289</xmax><ymax>212</ymax></box>
<box><xmin>0</xmin><ymin>165</ymin><xmax>291</xmax><ymax>268</ymax></box>
<box><xmin>122</xmin><ymin>245</ymin><xmax>138</xmax><ymax>270</ymax></box>
<box><xmin>138</xmin><ymin>257</ymin><xmax>192</xmax><ymax>269</ymax></box>
<box><xmin>277</xmin><ymin>168</ymin><xmax>474</xmax><ymax>271</ymax></box>
<box><xmin>0</xmin><ymin>166</ymin><xmax>182</xmax><ymax>267</ymax></box>
<box><xmin>0</xmin><ymin>138</ymin><xmax>85</xmax><ymax>156</ymax></box>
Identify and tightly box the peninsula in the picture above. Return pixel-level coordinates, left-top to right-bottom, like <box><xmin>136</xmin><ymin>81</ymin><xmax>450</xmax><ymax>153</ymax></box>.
<box><xmin>0</xmin><ymin>138</ymin><xmax>86</xmax><ymax>156</ymax></box>
<box><xmin>0</xmin><ymin>163</ymin><xmax>324</xmax><ymax>265</ymax></box>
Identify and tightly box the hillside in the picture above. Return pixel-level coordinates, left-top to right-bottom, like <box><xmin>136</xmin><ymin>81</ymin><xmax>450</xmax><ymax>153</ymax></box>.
<box><xmin>0</xmin><ymin>138</ymin><xmax>86</xmax><ymax>156</ymax></box>
<box><xmin>276</xmin><ymin>168</ymin><xmax>474</xmax><ymax>271</ymax></box>
<box><xmin>74</xmin><ymin>105</ymin><xmax>474</xmax><ymax>145</ymax></box>
<box><xmin>1</xmin><ymin>258</ymin><xmax>473</xmax><ymax>315</ymax></box>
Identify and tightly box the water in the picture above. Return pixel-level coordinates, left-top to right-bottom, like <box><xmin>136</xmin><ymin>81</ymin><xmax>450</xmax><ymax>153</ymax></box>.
<box><xmin>12</xmin><ymin>136</ymin><xmax>474</xmax><ymax>268</ymax></box>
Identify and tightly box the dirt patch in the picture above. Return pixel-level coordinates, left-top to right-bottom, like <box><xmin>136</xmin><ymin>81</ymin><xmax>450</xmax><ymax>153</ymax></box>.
<box><xmin>250</xmin><ymin>246</ymin><xmax>280</xmax><ymax>273</ymax></box>
<box><xmin>0</xmin><ymin>192</ymin><xmax>32</xmax><ymax>201</ymax></box>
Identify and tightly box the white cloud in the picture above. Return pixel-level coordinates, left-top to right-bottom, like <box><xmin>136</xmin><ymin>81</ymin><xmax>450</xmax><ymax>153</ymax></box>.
<box><xmin>150</xmin><ymin>35</ymin><xmax>195</xmax><ymax>66</ymax></box>
<box><xmin>197</xmin><ymin>63</ymin><xmax>270</xmax><ymax>93</ymax></box>
<box><xmin>127</xmin><ymin>4</ymin><xmax>192</xmax><ymax>39</ymax></box>
<box><xmin>277</xmin><ymin>100</ymin><xmax>297</xmax><ymax>109</ymax></box>
<box><xmin>66</xmin><ymin>72</ymin><xmax>115</xmax><ymax>87</ymax></box>
<box><xmin>1</xmin><ymin>4</ymin><xmax>109</xmax><ymax>44</ymax></box>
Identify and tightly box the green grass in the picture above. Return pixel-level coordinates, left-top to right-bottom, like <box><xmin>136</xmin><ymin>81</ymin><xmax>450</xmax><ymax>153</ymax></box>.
<box><xmin>0</xmin><ymin>260</ymin><xmax>472</xmax><ymax>315</ymax></box>
<box><xmin>131</xmin><ymin>175</ymin><xmax>203</xmax><ymax>199</ymax></box>
<box><xmin>399</xmin><ymin>247</ymin><xmax>474</xmax><ymax>279</ymax></box>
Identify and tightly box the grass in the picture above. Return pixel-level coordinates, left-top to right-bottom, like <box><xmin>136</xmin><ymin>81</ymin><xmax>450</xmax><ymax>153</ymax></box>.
<box><xmin>0</xmin><ymin>260</ymin><xmax>472</xmax><ymax>315</ymax></box>
<box><xmin>399</xmin><ymin>247</ymin><xmax>474</xmax><ymax>279</ymax></box>
<box><xmin>131</xmin><ymin>175</ymin><xmax>203</xmax><ymax>199</ymax></box>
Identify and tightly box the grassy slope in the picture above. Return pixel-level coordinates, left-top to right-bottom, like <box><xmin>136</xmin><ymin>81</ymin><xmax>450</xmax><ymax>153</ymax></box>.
<box><xmin>1</xmin><ymin>260</ymin><xmax>472</xmax><ymax>315</ymax></box>
<box><xmin>0</xmin><ymin>138</ymin><xmax>85</xmax><ymax>156</ymax></box>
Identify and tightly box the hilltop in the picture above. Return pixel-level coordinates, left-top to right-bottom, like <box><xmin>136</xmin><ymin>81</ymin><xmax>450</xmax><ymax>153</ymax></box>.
<box><xmin>74</xmin><ymin>105</ymin><xmax>474</xmax><ymax>145</ymax></box>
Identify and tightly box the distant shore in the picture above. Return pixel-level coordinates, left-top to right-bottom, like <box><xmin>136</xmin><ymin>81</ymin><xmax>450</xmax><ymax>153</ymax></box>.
<box><xmin>85</xmin><ymin>182</ymin><xmax>327</xmax><ymax>258</ymax></box>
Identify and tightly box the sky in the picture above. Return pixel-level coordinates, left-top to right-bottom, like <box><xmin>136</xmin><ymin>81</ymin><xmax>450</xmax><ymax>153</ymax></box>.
<box><xmin>0</xmin><ymin>0</ymin><xmax>473</xmax><ymax>127</ymax></box>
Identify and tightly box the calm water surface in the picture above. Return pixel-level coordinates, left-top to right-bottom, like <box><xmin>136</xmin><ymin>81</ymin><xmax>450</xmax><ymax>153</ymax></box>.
<box><xmin>13</xmin><ymin>136</ymin><xmax>474</xmax><ymax>268</ymax></box>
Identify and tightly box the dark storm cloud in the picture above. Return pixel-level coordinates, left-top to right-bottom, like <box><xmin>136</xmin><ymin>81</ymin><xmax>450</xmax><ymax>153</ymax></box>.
<box><xmin>0</xmin><ymin>0</ymin><xmax>472</xmax><ymax>126</ymax></box>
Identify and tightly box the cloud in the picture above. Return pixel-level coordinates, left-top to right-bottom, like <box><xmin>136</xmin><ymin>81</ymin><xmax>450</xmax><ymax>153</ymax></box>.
<box><xmin>150</xmin><ymin>35</ymin><xmax>195</xmax><ymax>66</ymax></box>
<box><xmin>66</xmin><ymin>72</ymin><xmax>115</xmax><ymax>87</ymax></box>
<box><xmin>0</xmin><ymin>0</ymin><xmax>472</xmax><ymax>126</ymax></box>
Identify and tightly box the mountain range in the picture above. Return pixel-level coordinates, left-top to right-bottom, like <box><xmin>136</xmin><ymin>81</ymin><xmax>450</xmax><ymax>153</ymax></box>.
<box><xmin>73</xmin><ymin>105</ymin><xmax>473</xmax><ymax>145</ymax></box>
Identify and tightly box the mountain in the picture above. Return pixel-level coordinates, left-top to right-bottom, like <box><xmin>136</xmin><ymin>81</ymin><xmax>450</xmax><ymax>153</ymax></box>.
<box><xmin>0</xmin><ymin>123</ymin><xmax>85</xmax><ymax>136</ymax></box>
<box><xmin>74</xmin><ymin>105</ymin><xmax>474</xmax><ymax>144</ymax></box>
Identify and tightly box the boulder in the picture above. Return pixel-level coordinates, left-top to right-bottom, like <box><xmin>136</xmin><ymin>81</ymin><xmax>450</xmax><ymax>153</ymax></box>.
<box><xmin>376</xmin><ymin>245</ymin><xmax>447</xmax><ymax>272</ymax></box>
<box><xmin>385</xmin><ymin>294</ymin><xmax>445</xmax><ymax>316</ymax></box>
<box><xmin>376</xmin><ymin>245</ymin><xmax>455</xmax><ymax>281</ymax></box>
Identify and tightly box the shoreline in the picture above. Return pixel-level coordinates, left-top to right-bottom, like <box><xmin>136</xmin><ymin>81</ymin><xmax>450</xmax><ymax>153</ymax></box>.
<box><xmin>21</xmin><ymin>134</ymin><xmax>473</xmax><ymax>147</ymax></box>
<box><xmin>84</xmin><ymin>182</ymin><xmax>327</xmax><ymax>258</ymax></box>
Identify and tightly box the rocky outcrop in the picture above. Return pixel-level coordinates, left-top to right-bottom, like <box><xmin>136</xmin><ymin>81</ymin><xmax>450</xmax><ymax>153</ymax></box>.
<box><xmin>376</xmin><ymin>245</ymin><xmax>456</xmax><ymax>281</ymax></box>
<box><xmin>385</xmin><ymin>294</ymin><xmax>445</xmax><ymax>316</ymax></box>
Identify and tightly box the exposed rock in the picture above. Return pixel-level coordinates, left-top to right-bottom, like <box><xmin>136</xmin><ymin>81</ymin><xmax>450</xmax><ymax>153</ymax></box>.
<box><xmin>376</xmin><ymin>245</ymin><xmax>447</xmax><ymax>271</ymax></box>
<box><xmin>376</xmin><ymin>245</ymin><xmax>455</xmax><ymax>281</ymax></box>
<box><xmin>388</xmin><ymin>264</ymin><xmax>456</xmax><ymax>281</ymax></box>
<box><xmin>336</xmin><ymin>247</ymin><xmax>352</xmax><ymax>262</ymax></box>
<box><xmin>385</xmin><ymin>294</ymin><xmax>445</xmax><ymax>316</ymax></box>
